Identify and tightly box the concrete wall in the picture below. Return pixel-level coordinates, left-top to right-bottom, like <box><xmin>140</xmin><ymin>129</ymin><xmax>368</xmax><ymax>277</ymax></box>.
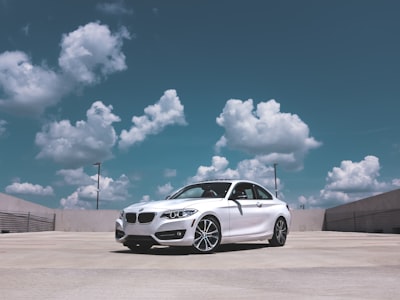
<box><xmin>54</xmin><ymin>209</ymin><xmax>119</xmax><ymax>232</ymax></box>
<box><xmin>325</xmin><ymin>189</ymin><xmax>400</xmax><ymax>233</ymax></box>
<box><xmin>0</xmin><ymin>192</ymin><xmax>54</xmax><ymax>216</ymax></box>
<box><xmin>55</xmin><ymin>209</ymin><xmax>325</xmax><ymax>232</ymax></box>
<box><xmin>290</xmin><ymin>209</ymin><xmax>325</xmax><ymax>231</ymax></box>
<box><xmin>6</xmin><ymin>190</ymin><xmax>399</xmax><ymax>233</ymax></box>
<box><xmin>0</xmin><ymin>192</ymin><xmax>326</xmax><ymax>232</ymax></box>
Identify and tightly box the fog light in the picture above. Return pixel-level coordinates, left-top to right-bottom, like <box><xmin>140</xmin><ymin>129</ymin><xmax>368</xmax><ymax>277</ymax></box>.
<box><xmin>155</xmin><ymin>230</ymin><xmax>186</xmax><ymax>240</ymax></box>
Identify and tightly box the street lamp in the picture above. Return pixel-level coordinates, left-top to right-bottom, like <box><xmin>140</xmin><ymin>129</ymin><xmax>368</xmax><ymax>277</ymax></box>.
<box><xmin>273</xmin><ymin>163</ymin><xmax>278</xmax><ymax>197</ymax></box>
<box><xmin>93</xmin><ymin>162</ymin><xmax>101</xmax><ymax>210</ymax></box>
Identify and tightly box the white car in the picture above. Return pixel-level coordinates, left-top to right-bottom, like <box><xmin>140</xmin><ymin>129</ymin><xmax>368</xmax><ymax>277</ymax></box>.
<box><xmin>115</xmin><ymin>179</ymin><xmax>291</xmax><ymax>253</ymax></box>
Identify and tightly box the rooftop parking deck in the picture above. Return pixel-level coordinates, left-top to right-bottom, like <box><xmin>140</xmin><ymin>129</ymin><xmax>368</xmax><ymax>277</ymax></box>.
<box><xmin>1</xmin><ymin>231</ymin><xmax>399</xmax><ymax>299</ymax></box>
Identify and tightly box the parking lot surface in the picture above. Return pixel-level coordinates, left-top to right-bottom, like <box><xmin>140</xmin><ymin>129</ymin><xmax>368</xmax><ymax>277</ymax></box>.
<box><xmin>0</xmin><ymin>231</ymin><xmax>399</xmax><ymax>299</ymax></box>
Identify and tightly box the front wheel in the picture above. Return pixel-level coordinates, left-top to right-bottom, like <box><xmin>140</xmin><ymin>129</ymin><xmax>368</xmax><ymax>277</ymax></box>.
<box><xmin>192</xmin><ymin>216</ymin><xmax>221</xmax><ymax>254</ymax></box>
<box><xmin>269</xmin><ymin>217</ymin><xmax>288</xmax><ymax>247</ymax></box>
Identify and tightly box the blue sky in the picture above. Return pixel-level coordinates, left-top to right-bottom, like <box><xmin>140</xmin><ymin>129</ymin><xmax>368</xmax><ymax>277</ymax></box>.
<box><xmin>0</xmin><ymin>0</ymin><xmax>399</xmax><ymax>210</ymax></box>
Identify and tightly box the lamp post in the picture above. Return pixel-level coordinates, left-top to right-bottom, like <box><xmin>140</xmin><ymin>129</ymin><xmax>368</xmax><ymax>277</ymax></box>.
<box><xmin>273</xmin><ymin>163</ymin><xmax>278</xmax><ymax>197</ymax></box>
<box><xmin>93</xmin><ymin>162</ymin><xmax>101</xmax><ymax>210</ymax></box>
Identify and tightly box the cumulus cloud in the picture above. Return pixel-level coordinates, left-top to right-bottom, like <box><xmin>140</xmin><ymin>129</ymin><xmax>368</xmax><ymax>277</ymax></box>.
<box><xmin>323</xmin><ymin>156</ymin><xmax>385</xmax><ymax>193</ymax></box>
<box><xmin>157</xmin><ymin>182</ymin><xmax>174</xmax><ymax>197</ymax></box>
<box><xmin>190</xmin><ymin>156</ymin><xmax>239</xmax><ymax>183</ymax></box>
<box><xmin>299</xmin><ymin>156</ymin><xmax>390</xmax><ymax>208</ymax></box>
<box><xmin>59</xmin><ymin>22</ymin><xmax>130</xmax><ymax>85</ymax></box>
<box><xmin>188</xmin><ymin>156</ymin><xmax>278</xmax><ymax>192</ymax></box>
<box><xmin>163</xmin><ymin>168</ymin><xmax>177</xmax><ymax>178</ymax></box>
<box><xmin>0</xmin><ymin>22</ymin><xmax>129</xmax><ymax>117</ymax></box>
<box><xmin>58</xmin><ymin>168</ymin><xmax>130</xmax><ymax>209</ymax></box>
<box><xmin>35</xmin><ymin>101</ymin><xmax>120</xmax><ymax>168</ymax></box>
<box><xmin>56</xmin><ymin>167</ymin><xmax>93</xmax><ymax>185</ymax></box>
<box><xmin>60</xmin><ymin>192</ymin><xmax>92</xmax><ymax>210</ymax></box>
<box><xmin>140</xmin><ymin>195</ymin><xmax>151</xmax><ymax>203</ymax></box>
<box><xmin>392</xmin><ymin>179</ymin><xmax>400</xmax><ymax>187</ymax></box>
<box><xmin>216</xmin><ymin>99</ymin><xmax>321</xmax><ymax>171</ymax></box>
<box><xmin>5</xmin><ymin>182</ymin><xmax>54</xmax><ymax>196</ymax></box>
<box><xmin>96</xmin><ymin>1</ymin><xmax>133</xmax><ymax>15</ymax></box>
<box><xmin>119</xmin><ymin>89</ymin><xmax>187</xmax><ymax>149</ymax></box>
<box><xmin>0</xmin><ymin>51</ymin><xmax>67</xmax><ymax>116</ymax></box>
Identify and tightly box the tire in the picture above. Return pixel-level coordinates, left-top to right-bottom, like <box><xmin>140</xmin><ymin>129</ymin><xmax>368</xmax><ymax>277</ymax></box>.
<box><xmin>269</xmin><ymin>217</ymin><xmax>288</xmax><ymax>247</ymax></box>
<box><xmin>192</xmin><ymin>216</ymin><xmax>221</xmax><ymax>254</ymax></box>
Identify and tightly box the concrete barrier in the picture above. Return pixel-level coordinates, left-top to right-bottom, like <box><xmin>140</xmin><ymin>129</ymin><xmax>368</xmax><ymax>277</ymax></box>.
<box><xmin>54</xmin><ymin>209</ymin><xmax>119</xmax><ymax>232</ymax></box>
<box><xmin>53</xmin><ymin>209</ymin><xmax>325</xmax><ymax>232</ymax></box>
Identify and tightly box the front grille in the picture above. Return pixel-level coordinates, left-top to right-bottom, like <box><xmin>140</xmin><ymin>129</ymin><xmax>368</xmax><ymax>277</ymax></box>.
<box><xmin>138</xmin><ymin>212</ymin><xmax>155</xmax><ymax>223</ymax></box>
<box><xmin>125</xmin><ymin>213</ymin><xmax>136</xmax><ymax>223</ymax></box>
<box><xmin>123</xmin><ymin>235</ymin><xmax>158</xmax><ymax>245</ymax></box>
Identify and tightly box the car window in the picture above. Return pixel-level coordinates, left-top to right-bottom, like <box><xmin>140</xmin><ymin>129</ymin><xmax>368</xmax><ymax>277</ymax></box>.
<box><xmin>255</xmin><ymin>185</ymin><xmax>273</xmax><ymax>200</ymax></box>
<box><xmin>171</xmin><ymin>182</ymin><xmax>231</xmax><ymax>199</ymax></box>
<box><xmin>176</xmin><ymin>187</ymin><xmax>204</xmax><ymax>198</ymax></box>
<box><xmin>231</xmin><ymin>183</ymin><xmax>255</xmax><ymax>200</ymax></box>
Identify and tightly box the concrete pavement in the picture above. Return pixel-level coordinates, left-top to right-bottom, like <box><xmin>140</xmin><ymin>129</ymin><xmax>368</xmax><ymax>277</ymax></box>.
<box><xmin>1</xmin><ymin>231</ymin><xmax>399</xmax><ymax>299</ymax></box>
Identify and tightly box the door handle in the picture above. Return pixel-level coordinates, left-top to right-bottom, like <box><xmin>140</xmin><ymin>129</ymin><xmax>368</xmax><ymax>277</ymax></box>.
<box><xmin>256</xmin><ymin>202</ymin><xmax>262</xmax><ymax>208</ymax></box>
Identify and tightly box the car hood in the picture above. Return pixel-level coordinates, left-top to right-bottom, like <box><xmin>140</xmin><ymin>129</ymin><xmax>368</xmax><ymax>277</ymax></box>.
<box><xmin>124</xmin><ymin>198</ymin><xmax>221</xmax><ymax>212</ymax></box>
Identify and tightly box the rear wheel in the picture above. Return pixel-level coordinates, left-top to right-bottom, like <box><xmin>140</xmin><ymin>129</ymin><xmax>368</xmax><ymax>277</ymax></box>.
<box><xmin>192</xmin><ymin>216</ymin><xmax>221</xmax><ymax>254</ymax></box>
<box><xmin>269</xmin><ymin>217</ymin><xmax>288</xmax><ymax>247</ymax></box>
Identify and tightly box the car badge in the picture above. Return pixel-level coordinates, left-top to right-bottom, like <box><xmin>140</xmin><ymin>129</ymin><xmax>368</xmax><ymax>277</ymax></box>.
<box><xmin>139</xmin><ymin>208</ymin><xmax>144</xmax><ymax>212</ymax></box>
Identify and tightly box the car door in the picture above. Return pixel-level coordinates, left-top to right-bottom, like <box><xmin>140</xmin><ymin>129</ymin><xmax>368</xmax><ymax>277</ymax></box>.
<box><xmin>228</xmin><ymin>182</ymin><xmax>273</xmax><ymax>237</ymax></box>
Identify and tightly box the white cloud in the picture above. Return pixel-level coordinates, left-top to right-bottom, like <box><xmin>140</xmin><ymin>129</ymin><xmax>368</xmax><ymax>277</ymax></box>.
<box><xmin>0</xmin><ymin>22</ymin><xmax>130</xmax><ymax>117</ymax></box>
<box><xmin>216</xmin><ymin>99</ymin><xmax>321</xmax><ymax>171</ymax></box>
<box><xmin>299</xmin><ymin>156</ymin><xmax>390</xmax><ymax>208</ymax></box>
<box><xmin>157</xmin><ymin>182</ymin><xmax>174</xmax><ymax>197</ymax></box>
<box><xmin>96</xmin><ymin>1</ymin><xmax>133</xmax><ymax>15</ymax></box>
<box><xmin>0</xmin><ymin>51</ymin><xmax>67</xmax><ymax>116</ymax></box>
<box><xmin>59</xmin><ymin>22</ymin><xmax>130</xmax><ymax>85</ymax></box>
<box><xmin>140</xmin><ymin>195</ymin><xmax>151</xmax><ymax>203</ymax></box>
<box><xmin>93</xmin><ymin>173</ymin><xmax>130</xmax><ymax>202</ymax></box>
<box><xmin>164</xmin><ymin>168</ymin><xmax>177</xmax><ymax>178</ymax></box>
<box><xmin>59</xmin><ymin>168</ymin><xmax>130</xmax><ymax>209</ymax></box>
<box><xmin>5</xmin><ymin>182</ymin><xmax>54</xmax><ymax>196</ymax></box>
<box><xmin>119</xmin><ymin>89</ymin><xmax>187</xmax><ymax>149</ymax></box>
<box><xmin>392</xmin><ymin>179</ymin><xmax>400</xmax><ymax>187</ymax></box>
<box><xmin>0</xmin><ymin>119</ymin><xmax>6</xmax><ymax>136</ymax></box>
<box><xmin>189</xmin><ymin>156</ymin><xmax>278</xmax><ymax>192</ymax></box>
<box><xmin>323</xmin><ymin>156</ymin><xmax>386</xmax><ymax>193</ymax></box>
<box><xmin>60</xmin><ymin>192</ymin><xmax>92</xmax><ymax>210</ymax></box>
<box><xmin>189</xmin><ymin>156</ymin><xmax>239</xmax><ymax>183</ymax></box>
<box><xmin>56</xmin><ymin>167</ymin><xmax>93</xmax><ymax>185</ymax></box>
<box><xmin>35</xmin><ymin>101</ymin><xmax>120</xmax><ymax>168</ymax></box>
<box><xmin>236</xmin><ymin>158</ymin><xmax>279</xmax><ymax>189</ymax></box>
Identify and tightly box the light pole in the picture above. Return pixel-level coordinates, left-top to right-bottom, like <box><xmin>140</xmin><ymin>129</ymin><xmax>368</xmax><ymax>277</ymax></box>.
<box><xmin>273</xmin><ymin>163</ymin><xmax>278</xmax><ymax>197</ymax></box>
<box><xmin>93</xmin><ymin>162</ymin><xmax>101</xmax><ymax>210</ymax></box>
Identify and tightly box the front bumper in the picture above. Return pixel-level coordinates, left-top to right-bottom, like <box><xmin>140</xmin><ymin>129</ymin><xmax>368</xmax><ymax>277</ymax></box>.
<box><xmin>115</xmin><ymin>213</ymin><xmax>198</xmax><ymax>247</ymax></box>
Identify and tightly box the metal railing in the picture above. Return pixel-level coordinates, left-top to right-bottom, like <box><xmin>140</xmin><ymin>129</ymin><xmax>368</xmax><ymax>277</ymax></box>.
<box><xmin>0</xmin><ymin>211</ymin><xmax>56</xmax><ymax>233</ymax></box>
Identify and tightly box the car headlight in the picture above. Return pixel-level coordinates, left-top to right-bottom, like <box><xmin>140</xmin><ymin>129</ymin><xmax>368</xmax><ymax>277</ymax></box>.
<box><xmin>161</xmin><ymin>209</ymin><xmax>198</xmax><ymax>219</ymax></box>
<box><xmin>119</xmin><ymin>210</ymin><xmax>124</xmax><ymax>219</ymax></box>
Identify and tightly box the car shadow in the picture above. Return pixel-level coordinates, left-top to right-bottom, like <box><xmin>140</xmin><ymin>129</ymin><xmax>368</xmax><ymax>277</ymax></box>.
<box><xmin>111</xmin><ymin>243</ymin><xmax>269</xmax><ymax>256</ymax></box>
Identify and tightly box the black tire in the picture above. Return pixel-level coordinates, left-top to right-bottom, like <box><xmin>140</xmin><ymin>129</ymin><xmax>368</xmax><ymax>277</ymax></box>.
<box><xmin>192</xmin><ymin>216</ymin><xmax>221</xmax><ymax>254</ymax></box>
<box><xmin>269</xmin><ymin>217</ymin><xmax>288</xmax><ymax>247</ymax></box>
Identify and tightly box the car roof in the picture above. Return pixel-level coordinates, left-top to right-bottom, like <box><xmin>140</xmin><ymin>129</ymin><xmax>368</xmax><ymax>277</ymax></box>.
<box><xmin>195</xmin><ymin>179</ymin><xmax>260</xmax><ymax>185</ymax></box>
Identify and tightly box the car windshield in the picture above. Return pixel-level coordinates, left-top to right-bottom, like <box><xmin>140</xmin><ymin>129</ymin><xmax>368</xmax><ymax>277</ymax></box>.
<box><xmin>169</xmin><ymin>182</ymin><xmax>231</xmax><ymax>199</ymax></box>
